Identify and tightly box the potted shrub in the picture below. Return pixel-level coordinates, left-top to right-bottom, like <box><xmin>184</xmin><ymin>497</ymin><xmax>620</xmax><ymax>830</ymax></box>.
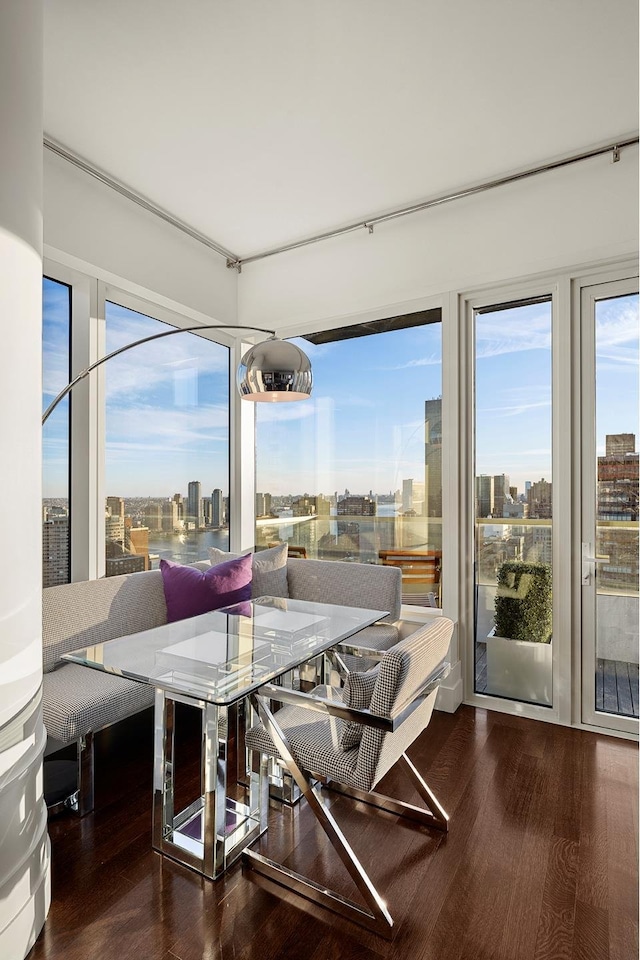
<box><xmin>486</xmin><ymin>560</ymin><xmax>552</xmax><ymax>705</ymax></box>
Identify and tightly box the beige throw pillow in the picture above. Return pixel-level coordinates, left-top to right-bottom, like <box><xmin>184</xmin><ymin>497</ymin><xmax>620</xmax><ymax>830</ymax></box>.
<box><xmin>208</xmin><ymin>542</ymin><xmax>289</xmax><ymax>599</ymax></box>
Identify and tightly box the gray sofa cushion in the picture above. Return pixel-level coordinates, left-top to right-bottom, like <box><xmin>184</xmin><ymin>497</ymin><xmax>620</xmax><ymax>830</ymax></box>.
<box><xmin>338</xmin><ymin>622</ymin><xmax>400</xmax><ymax>672</ymax></box>
<box><xmin>287</xmin><ymin>558</ymin><xmax>402</xmax><ymax>621</ymax></box>
<box><xmin>43</xmin><ymin>569</ymin><xmax>168</xmax><ymax>673</ymax></box>
<box><xmin>43</xmin><ymin>663</ymin><xmax>155</xmax><ymax>742</ymax></box>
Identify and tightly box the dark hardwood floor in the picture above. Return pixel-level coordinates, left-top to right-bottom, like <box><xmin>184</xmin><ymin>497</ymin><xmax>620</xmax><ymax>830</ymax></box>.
<box><xmin>30</xmin><ymin>704</ymin><xmax>638</xmax><ymax>960</ymax></box>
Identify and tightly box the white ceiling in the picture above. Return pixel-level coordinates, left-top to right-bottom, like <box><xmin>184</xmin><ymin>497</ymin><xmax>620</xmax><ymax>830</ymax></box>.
<box><xmin>44</xmin><ymin>0</ymin><xmax>638</xmax><ymax>258</ymax></box>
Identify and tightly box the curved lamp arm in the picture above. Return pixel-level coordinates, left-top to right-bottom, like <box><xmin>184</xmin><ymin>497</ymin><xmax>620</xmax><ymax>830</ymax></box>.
<box><xmin>42</xmin><ymin>323</ymin><xmax>311</xmax><ymax>425</ymax></box>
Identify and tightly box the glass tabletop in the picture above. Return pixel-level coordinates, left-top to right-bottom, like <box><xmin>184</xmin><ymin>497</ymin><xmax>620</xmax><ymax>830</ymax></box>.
<box><xmin>62</xmin><ymin>596</ymin><xmax>388</xmax><ymax>705</ymax></box>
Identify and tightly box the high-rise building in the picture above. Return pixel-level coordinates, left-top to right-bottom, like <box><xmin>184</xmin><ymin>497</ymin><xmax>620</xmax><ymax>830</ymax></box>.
<box><xmin>211</xmin><ymin>488</ymin><xmax>224</xmax><ymax>527</ymax></box>
<box><xmin>291</xmin><ymin>496</ymin><xmax>315</xmax><ymax>516</ymax></box>
<box><xmin>127</xmin><ymin>526</ymin><xmax>150</xmax><ymax>571</ymax></box>
<box><xmin>598</xmin><ymin>433</ymin><xmax>639</xmax><ymax>519</ymax></box>
<box><xmin>528</xmin><ymin>479</ymin><xmax>552</xmax><ymax>519</ymax></box>
<box><xmin>256</xmin><ymin>492</ymin><xmax>272</xmax><ymax>517</ymax></box>
<box><xmin>337</xmin><ymin>496</ymin><xmax>376</xmax><ymax>517</ymax></box>
<box><xmin>503</xmin><ymin>501</ymin><xmax>528</xmax><ymax>519</ymax></box>
<box><xmin>106</xmin><ymin>496</ymin><xmax>124</xmax><ymax>519</ymax></box>
<box><xmin>424</xmin><ymin>398</ymin><xmax>442</xmax><ymax>519</ymax></box>
<box><xmin>144</xmin><ymin>502</ymin><xmax>163</xmax><ymax>531</ymax></box>
<box><xmin>598</xmin><ymin>433</ymin><xmax>638</xmax><ymax>592</ymax></box>
<box><xmin>187</xmin><ymin>481</ymin><xmax>203</xmax><ymax>528</ymax></box>
<box><xmin>105</xmin><ymin>552</ymin><xmax>146</xmax><ymax>576</ymax></box>
<box><xmin>493</xmin><ymin>474</ymin><xmax>510</xmax><ymax>519</ymax></box>
<box><xmin>162</xmin><ymin>498</ymin><xmax>180</xmax><ymax>532</ymax></box>
<box><xmin>42</xmin><ymin>515</ymin><xmax>69</xmax><ymax>587</ymax></box>
<box><xmin>526</xmin><ymin>524</ymin><xmax>552</xmax><ymax>565</ymax></box>
<box><xmin>106</xmin><ymin>496</ymin><xmax>125</xmax><ymax>544</ymax></box>
<box><xmin>605</xmin><ymin>433</ymin><xmax>636</xmax><ymax>457</ymax></box>
<box><xmin>476</xmin><ymin>475</ymin><xmax>494</xmax><ymax>518</ymax></box>
<box><xmin>402</xmin><ymin>479</ymin><xmax>424</xmax><ymax>515</ymax></box>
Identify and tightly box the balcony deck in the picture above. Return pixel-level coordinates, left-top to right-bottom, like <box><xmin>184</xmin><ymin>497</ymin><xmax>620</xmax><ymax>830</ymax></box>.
<box><xmin>476</xmin><ymin>641</ymin><xmax>639</xmax><ymax>718</ymax></box>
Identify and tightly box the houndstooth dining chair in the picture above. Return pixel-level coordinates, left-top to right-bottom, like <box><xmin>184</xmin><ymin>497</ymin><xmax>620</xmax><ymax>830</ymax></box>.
<box><xmin>242</xmin><ymin>616</ymin><xmax>455</xmax><ymax>938</ymax></box>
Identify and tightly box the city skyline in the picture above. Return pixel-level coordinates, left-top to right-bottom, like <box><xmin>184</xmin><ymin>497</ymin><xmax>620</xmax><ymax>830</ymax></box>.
<box><xmin>43</xmin><ymin>285</ymin><xmax>638</xmax><ymax>498</ymax></box>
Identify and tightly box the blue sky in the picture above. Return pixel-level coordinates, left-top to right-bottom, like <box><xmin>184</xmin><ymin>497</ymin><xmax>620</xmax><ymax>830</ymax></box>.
<box><xmin>42</xmin><ymin>277</ymin><xmax>70</xmax><ymax>494</ymax></box>
<box><xmin>103</xmin><ymin>303</ymin><xmax>229</xmax><ymax>498</ymax></box>
<box><xmin>43</xmin><ymin>282</ymin><xmax>639</xmax><ymax>499</ymax></box>
<box><xmin>256</xmin><ymin>325</ymin><xmax>442</xmax><ymax>496</ymax></box>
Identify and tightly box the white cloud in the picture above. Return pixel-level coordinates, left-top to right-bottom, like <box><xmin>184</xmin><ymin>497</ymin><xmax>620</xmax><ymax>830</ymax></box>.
<box><xmin>595</xmin><ymin>303</ymin><xmax>639</xmax><ymax>370</ymax></box>
<box><xmin>476</xmin><ymin>313</ymin><xmax>551</xmax><ymax>359</ymax></box>
<box><xmin>478</xmin><ymin>384</ymin><xmax>551</xmax><ymax>417</ymax></box>
<box><xmin>256</xmin><ymin>400</ymin><xmax>320</xmax><ymax>423</ymax></box>
<box><xmin>389</xmin><ymin>352</ymin><xmax>441</xmax><ymax>370</ymax></box>
<box><xmin>107</xmin><ymin>402</ymin><xmax>229</xmax><ymax>448</ymax></box>
<box><xmin>105</xmin><ymin>313</ymin><xmax>229</xmax><ymax>401</ymax></box>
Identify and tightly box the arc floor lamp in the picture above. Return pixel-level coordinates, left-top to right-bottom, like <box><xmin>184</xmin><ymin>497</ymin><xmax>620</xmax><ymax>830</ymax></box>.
<box><xmin>42</xmin><ymin>325</ymin><xmax>312</xmax><ymax>425</ymax></box>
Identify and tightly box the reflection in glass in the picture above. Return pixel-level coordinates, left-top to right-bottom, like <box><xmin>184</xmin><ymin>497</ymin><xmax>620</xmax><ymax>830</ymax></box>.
<box><xmin>255</xmin><ymin>318</ymin><xmax>443</xmax><ymax>606</ymax></box>
<box><xmin>473</xmin><ymin>298</ymin><xmax>553</xmax><ymax>706</ymax></box>
<box><xmin>104</xmin><ymin>302</ymin><xmax>230</xmax><ymax>575</ymax></box>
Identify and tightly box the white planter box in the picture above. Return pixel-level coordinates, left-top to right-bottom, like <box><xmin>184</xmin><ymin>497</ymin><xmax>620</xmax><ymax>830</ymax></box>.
<box><xmin>485</xmin><ymin>629</ymin><xmax>552</xmax><ymax>706</ymax></box>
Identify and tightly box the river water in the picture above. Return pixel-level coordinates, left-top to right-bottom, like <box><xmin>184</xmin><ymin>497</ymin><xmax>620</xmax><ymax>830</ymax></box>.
<box><xmin>147</xmin><ymin>528</ymin><xmax>230</xmax><ymax>568</ymax></box>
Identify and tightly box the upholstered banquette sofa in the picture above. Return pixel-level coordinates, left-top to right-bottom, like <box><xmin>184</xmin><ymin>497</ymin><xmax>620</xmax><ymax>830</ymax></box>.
<box><xmin>42</xmin><ymin>549</ymin><xmax>403</xmax><ymax>815</ymax></box>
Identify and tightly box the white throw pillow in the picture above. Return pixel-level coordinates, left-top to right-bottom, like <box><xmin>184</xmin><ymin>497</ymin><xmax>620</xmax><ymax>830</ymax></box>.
<box><xmin>208</xmin><ymin>542</ymin><xmax>289</xmax><ymax>598</ymax></box>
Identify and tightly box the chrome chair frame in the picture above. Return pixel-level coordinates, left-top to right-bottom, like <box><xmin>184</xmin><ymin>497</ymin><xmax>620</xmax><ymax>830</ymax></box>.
<box><xmin>242</xmin><ymin>659</ymin><xmax>450</xmax><ymax>939</ymax></box>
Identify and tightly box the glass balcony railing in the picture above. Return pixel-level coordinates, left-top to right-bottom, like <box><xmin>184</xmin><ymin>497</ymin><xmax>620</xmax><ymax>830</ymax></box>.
<box><xmin>255</xmin><ymin>512</ymin><xmax>443</xmax><ymax>606</ymax></box>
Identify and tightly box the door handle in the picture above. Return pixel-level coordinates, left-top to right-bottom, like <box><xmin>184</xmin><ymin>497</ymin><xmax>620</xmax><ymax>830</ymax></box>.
<box><xmin>581</xmin><ymin>543</ymin><xmax>610</xmax><ymax>585</ymax></box>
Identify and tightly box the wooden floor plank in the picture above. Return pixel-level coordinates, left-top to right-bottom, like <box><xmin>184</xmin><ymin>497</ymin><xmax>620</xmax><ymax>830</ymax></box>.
<box><xmin>571</xmin><ymin>900</ymin><xmax>609</xmax><ymax>960</ymax></box>
<box><xmin>495</xmin><ymin>728</ymin><xmax>559</xmax><ymax>960</ymax></box>
<box><xmin>533</xmin><ymin>835</ymin><xmax>579</xmax><ymax>960</ymax></box>
<box><xmin>605</xmin><ymin>740</ymin><xmax>640</xmax><ymax>960</ymax></box>
<box><xmin>575</xmin><ymin>735</ymin><xmax>609</xmax><ymax>913</ymax></box>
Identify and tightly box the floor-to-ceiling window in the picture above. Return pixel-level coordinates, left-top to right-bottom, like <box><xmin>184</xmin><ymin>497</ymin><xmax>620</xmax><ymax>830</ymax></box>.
<box><xmin>254</xmin><ymin>310</ymin><xmax>443</xmax><ymax>606</ymax></box>
<box><xmin>42</xmin><ymin>276</ymin><xmax>71</xmax><ymax>587</ymax></box>
<box><xmin>104</xmin><ymin>300</ymin><xmax>231</xmax><ymax>574</ymax></box>
<box><xmin>473</xmin><ymin>296</ymin><xmax>553</xmax><ymax>707</ymax></box>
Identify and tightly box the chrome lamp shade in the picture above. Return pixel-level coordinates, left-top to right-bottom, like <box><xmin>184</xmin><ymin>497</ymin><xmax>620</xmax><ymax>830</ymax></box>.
<box><xmin>42</xmin><ymin>326</ymin><xmax>312</xmax><ymax>426</ymax></box>
<box><xmin>237</xmin><ymin>336</ymin><xmax>312</xmax><ymax>402</ymax></box>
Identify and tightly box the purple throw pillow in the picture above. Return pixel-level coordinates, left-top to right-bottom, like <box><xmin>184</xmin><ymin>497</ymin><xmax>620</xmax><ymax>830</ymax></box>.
<box><xmin>160</xmin><ymin>555</ymin><xmax>252</xmax><ymax>623</ymax></box>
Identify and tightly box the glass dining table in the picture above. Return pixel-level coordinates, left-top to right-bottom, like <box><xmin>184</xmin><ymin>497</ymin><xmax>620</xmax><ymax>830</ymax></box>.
<box><xmin>62</xmin><ymin>596</ymin><xmax>388</xmax><ymax>879</ymax></box>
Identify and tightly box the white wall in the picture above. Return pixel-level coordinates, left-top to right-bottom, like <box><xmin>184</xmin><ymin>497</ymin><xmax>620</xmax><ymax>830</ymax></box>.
<box><xmin>0</xmin><ymin>2</ymin><xmax>51</xmax><ymax>956</ymax></box>
<box><xmin>238</xmin><ymin>148</ymin><xmax>639</xmax><ymax>331</ymax></box>
<box><xmin>44</xmin><ymin>149</ymin><xmax>238</xmax><ymax>325</ymax></box>
<box><xmin>43</xmin><ymin>135</ymin><xmax>637</xmax><ymax>339</ymax></box>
